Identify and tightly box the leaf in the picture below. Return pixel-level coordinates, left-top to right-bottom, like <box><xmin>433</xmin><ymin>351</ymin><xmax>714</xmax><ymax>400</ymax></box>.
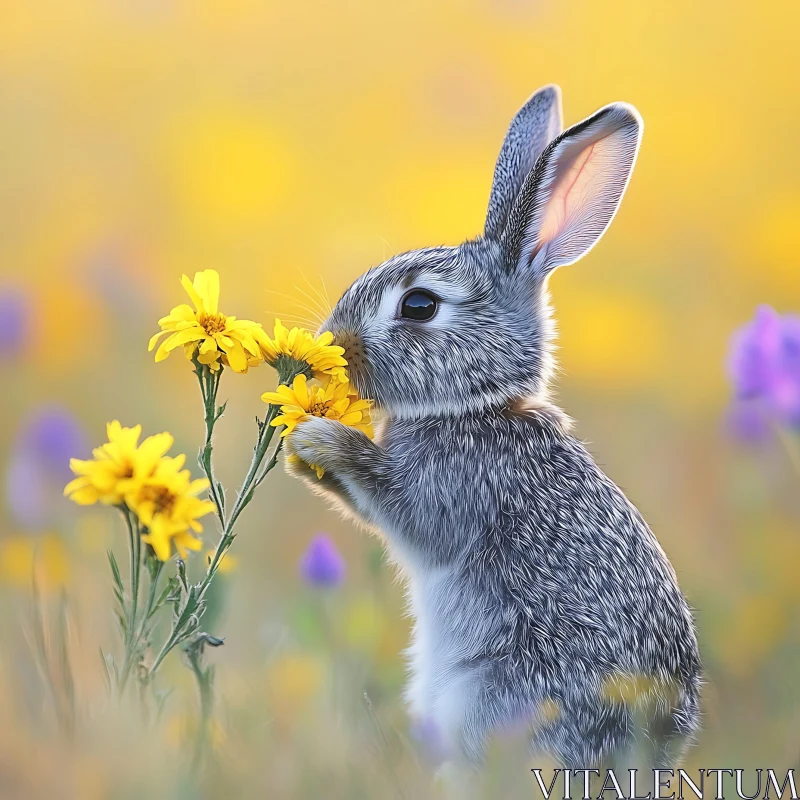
<box><xmin>107</xmin><ymin>550</ymin><xmax>124</xmax><ymax>595</ymax></box>
<box><xmin>114</xmin><ymin>609</ymin><xmax>127</xmax><ymax>634</ymax></box>
<box><xmin>215</xmin><ymin>400</ymin><xmax>228</xmax><ymax>421</ymax></box>
<box><xmin>176</xmin><ymin>558</ymin><xmax>189</xmax><ymax>591</ymax></box>
<box><xmin>240</xmin><ymin>486</ymin><xmax>256</xmax><ymax>509</ymax></box>
<box><xmin>150</xmin><ymin>577</ymin><xmax>180</xmax><ymax>618</ymax></box>
<box><xmin>172</xmin><ymin>587</ymin><xmax>200</xmax><ymax>635</ymax></box>
<box><xmin>99</xmin><ymin>647</ymin><xmax>115</xmax><ymax>689</ymax></box>
<box><xmin>199</xmin><ymin>443</ymin><xmax>213</xmax><ymax>473</ymax></box>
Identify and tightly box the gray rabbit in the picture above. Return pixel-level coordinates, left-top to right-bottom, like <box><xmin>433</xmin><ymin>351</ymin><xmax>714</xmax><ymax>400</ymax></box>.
<box><xmin>285</xmin><ymin>85</ymin><xmax>701</xmax><ymax>769</ymax></box>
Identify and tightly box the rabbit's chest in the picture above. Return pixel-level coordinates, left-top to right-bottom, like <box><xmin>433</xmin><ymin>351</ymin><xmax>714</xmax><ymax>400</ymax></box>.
<box><xmin>397</xmin><ymin>553</ymin><xmax>489</xmax><ymax>718</ymax></box>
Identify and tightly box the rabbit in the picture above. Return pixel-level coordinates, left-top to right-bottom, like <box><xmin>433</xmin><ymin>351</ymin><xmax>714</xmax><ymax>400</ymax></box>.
<box><xmin>284</xmin><ymin>84</ymin><xmax>702</xmax><ymax>769</ymax></box>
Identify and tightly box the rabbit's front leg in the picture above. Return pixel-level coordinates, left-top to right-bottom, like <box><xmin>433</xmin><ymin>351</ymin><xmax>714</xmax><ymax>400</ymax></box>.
<box><xmin>284</xmin><ymin>416</ymin><xmax>387</xmax><ymax>518</ymax></box>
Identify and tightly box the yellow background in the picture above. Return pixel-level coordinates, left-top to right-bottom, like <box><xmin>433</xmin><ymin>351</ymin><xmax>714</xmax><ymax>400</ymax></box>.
<box><xmin>0</xmin><ymin>1</ymin><xmax>799</xmax><ymax>795</ymax></box>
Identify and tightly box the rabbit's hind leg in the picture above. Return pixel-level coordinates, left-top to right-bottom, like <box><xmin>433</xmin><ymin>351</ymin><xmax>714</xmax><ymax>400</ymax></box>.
<box><xmin>626</xmin><ymin>682</ymin><xmax>700</xmax><ymax>769</ymax></box>
<box><xmin>639</xmin><ymin>706</ymin><xmax>697</xmax><ymax>770</ymax></box>
<box><xmin>533</xmin><ymin>698</ymin><xmax>636</xmax><ymax>774</ymax></box>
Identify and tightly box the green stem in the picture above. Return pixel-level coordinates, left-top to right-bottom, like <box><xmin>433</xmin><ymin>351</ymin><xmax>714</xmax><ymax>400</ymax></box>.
<box><xmin>146</xmin><ymin>559</ymin><xmax>163</xmax><ymax>617</ymax></box>
<box><xmin>196</xmin><ymin>363</ymin><xmax>226</xmax><ymax>526</ymax></box>
<box><xmin>204</xmin><ymin>409</ymin><xmax>283</xmax><ymax>582</ymax></box>
<box><xmin>187</xmin><ymin>649</ymin><xmax>214</xmax><ymax>768</ymax></box>
<box><xmin>124</xmin><ymin>513</ymin><xmax>136</xmax><ymax>643</ymax></box>
<box><xmin>146</xmin><ymin>368</ymin><xmax>294</xmax><ymax>683</ymax></box>
<box><xmin>254</xmin><ymin>437</ymin><xmax>284</xmax><ymax>488</ymax></box>
<box><xmin>146</xmin><ymin>410</ymin><xmax>283</xmax><ymax>681</ymax></box>
<box><xmin>118</xmin><ymin>510</ymin><xmax>143</xmax><ymax>695</ymax></box>
<box><xmin>132</xmin><ymin>516</ymin><xmax>141</xmax><ymax>629</ymax></box>
<box><xmin>148</xmin><ymin>625</ymin><xmax>185</xmax><ymax>677</ymax></box>
<box><xmin>136</xmin><ymin>557</ymin><xmax>164</xmax><ymax>645</ymax></box>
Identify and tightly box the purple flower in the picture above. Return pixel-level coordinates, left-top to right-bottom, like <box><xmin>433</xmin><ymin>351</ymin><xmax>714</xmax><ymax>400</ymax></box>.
<box><xmin>5</xmin><ymin>405</ymin><xmax>87</xmax><ymax>528</ymax></box>
<box><xmin>5</xmin><ymin>452</ymin><xmax>48</xmax><ymax>528</ymax></box>
<box><xmin>0</xmin><ymin>289</ymin><xmax>29</xmax><ymax>358</ymax></box>
<box><xmin>726</xmin><ymin>400</ymin><xmax>770</xmax><ymax>443</ymax></box>
<box><xmin>727</xmin><ymin>305</ymin><xmax>800</xmax><ymax>429</ymax></box>
<box><xmin>300</xmin><ymin>534</ymin><xmax>346</xmax><ymax>587</ymax></box>
<box><xmin>16</xmin><ymin>405</ymin><xmax>88</xmax><ymax>480</ymax></box>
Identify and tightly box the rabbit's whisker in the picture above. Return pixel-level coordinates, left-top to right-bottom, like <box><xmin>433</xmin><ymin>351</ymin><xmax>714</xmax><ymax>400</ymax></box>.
<box><xmin>282</xmin><ymin>283</ymin><xmax>327</xmax><ymax>323</ymax></box>
<box><xmin>270</xmin><ymin>313</ymin><xmax>320</xmax><ymax>329</ymax></box>
<box><xmin>374</xmin><ymin>233</ymin><xmax>394</xmax><ymax>262</ymax></box>
<box><xmin>297</xmin><ymin>270</ymin><xmax>333</xmax><ymax>318</ymax></box>
<box><xmin>264</xmin><ymin>290</ymin><xmax>326</xmax><ymax>328</ymax></box>
<box><xmin>319</xmin><ymin>275</ymin><xmax>333</xmax><ymax>314</ymax></box>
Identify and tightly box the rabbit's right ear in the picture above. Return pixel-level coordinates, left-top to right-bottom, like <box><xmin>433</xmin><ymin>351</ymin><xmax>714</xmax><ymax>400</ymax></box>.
<box><xmin>484</xmin><ymin>85</ymin><xmax>563</xmax><ymax>240</ymax></box>
<box><xmin>501</xmin><ymin>102</ymin><xmax>642</xmax><ymax>280</ymax></box>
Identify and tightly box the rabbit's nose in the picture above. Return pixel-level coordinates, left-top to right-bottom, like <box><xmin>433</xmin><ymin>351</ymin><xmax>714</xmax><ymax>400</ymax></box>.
<box><xmin>335</xmin><ymin>330</ymin><xmax>364</xmax><ymax>363</ymax></box>
<box><xmin>331</xmin><ymin>329</ymin><xmax>367</xmax><ymax>374</ymax></box>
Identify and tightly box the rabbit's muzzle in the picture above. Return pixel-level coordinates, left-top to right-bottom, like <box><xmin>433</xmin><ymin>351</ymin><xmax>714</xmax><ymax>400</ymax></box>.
<box><xmin>333</xmin><ymin>329</ymin><xmax>368</xmax><ymax>386</ymax></box>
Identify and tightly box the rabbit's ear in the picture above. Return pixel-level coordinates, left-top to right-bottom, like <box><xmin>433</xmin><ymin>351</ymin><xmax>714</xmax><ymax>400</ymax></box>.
<box><xmin>502</xmin><ymin>102</ymin><xmax>642</xmax><ymax>278</ymax></box>
<box><xmin>484</xmin><ymin>85</ymin><xmax>563</xmax><ymax>241</ymax></box>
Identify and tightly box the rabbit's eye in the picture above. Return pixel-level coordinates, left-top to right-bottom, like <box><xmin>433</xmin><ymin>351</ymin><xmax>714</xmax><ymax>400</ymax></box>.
<box><xmin>400</xmin><ymin>290</ymin><xmax>437</xmax><ymax>321</ymax></box>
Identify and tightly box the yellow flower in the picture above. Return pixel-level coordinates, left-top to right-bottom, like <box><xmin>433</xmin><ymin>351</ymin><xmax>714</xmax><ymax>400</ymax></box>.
<box><xmin>262</xmin><ymin>375</ymin><xmax>373</xmax><ymax>479</ymax></box>
<box><xmin>64</xmin><ymin>422</ymin><xmax>174</xmax><ymax>506</ymax></box>
<box><xmin>0</xmin><ymin>533</ymin><xmax>69</xmax><ymax>591</ymax></box>
<box><xmin>148</xmin><ymin>269</ymin><xmax>264</xmax><ymax>373</ymax></box>
<box><xmin>256</xmin><ymin>319</ymin><xmax>348</xmax><ymax>382</ymax></box>
<box><xmin>262</xmin><ymin>374</ymin><xmax>373</xmax><ymax>438</ymax></box>
<box><xmin>64</xmin><ymin>423</ymin><xmax>213</xmax><ymax>562</ymax></box>
<box><xmin>129</xmin><ymin>455</ymin><xmax>214</xmax><ymax>562</ymax></box>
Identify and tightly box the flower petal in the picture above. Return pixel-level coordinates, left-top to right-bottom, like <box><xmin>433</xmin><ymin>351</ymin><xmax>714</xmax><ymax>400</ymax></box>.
<box><xmin>199</xmin><ymin>270</ymin><xmax>220</xmax><ymax>315</ymax></box>
<box><xmin>222</xmin><ymin>340</ymin><xmax>248</xmax><ymax>373</ymax></box>
<box><xmin>292</xmin><ymin>374</ymin><xmax>309</xmax><ymax>409</ymax></box>
<box><xmin>142</xmin><ymin>531</ymin><xmax>172</xmax><ymax>562</ymax></box>
<box><xmin>338</xmin><ymin>410</ymin><xmax>363</xmax><ymax>426</ymax></box>
<box><xmin>181</xmin><ymin>274</ymin><xmax>204</xmax><ymax>313</ymax></box>
<box><xmin>155</xmin><ymin>327</ymin><xmax>205</xmax><ymax>362</ymax></box>
<box><xmin>148</xmin><ymin>330</ymin><xmax>168</xmax><ymax>352</ymax></box>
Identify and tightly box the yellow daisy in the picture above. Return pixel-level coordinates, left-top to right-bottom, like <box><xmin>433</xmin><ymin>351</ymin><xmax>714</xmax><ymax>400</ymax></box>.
<box><xmin>148</xmin><ymin>269</ymin><xmax>264</xmax><ymax>374</ymax></box>
<box><xmin>262</xmin><ymin>374</ymin><xmax>373</xmax><ymax>439</ymax></box>
<box><xmin>64</xmin><ymin>421</ymin><xmax>174</xmax><ymax>506</ymax></box>
<box><xmin>128</xmin><ymin>454</ymin><xmax>214</xmax><ymax>562</ymax></box>
<box><xmin>256</xmin><ymin>319</ymin><xmax>348</xmax><ymax>382</ymax></box>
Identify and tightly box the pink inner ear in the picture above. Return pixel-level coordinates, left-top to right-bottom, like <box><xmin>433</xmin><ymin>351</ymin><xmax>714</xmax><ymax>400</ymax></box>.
<box><xmin>537</xmin><ymin>142</ymin><xmax>597</xmax><ymax>246</ymax></box>
<box><xmin>531</xmin><ymin>121</ymin><xmax>636</xmax><ymax>270</ymax></box>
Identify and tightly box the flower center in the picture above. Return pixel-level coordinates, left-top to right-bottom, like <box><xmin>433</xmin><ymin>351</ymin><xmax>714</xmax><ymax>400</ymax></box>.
<box><xmin>309</xmin><ymin>401</ymin><xmax>332</xmax><ymax>417</ymax></box>
<box><xmin>140</xmin><ymin>484</ymin><xmax>177</xmax><ymax>516</ymax></box>
<box><xmin>199</xmin><ymin>312</ymin><xmax>227</xmax><ymax>336</ymax></box>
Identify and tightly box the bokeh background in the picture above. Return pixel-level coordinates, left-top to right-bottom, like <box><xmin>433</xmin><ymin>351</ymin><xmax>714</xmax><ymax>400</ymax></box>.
<box><xmin>1</xmin><ymin>0</ymin><xmax>799</xmax><ymax>796</ymax></box>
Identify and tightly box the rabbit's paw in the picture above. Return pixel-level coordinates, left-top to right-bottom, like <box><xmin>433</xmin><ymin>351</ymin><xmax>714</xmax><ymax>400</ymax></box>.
<box><xmin>285</xmin><ymin>416</ymin><xmax>361</xmax><ymax>478</ymax></box>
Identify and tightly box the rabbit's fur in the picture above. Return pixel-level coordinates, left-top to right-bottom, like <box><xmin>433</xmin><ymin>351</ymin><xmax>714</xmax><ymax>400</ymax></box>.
<box><xmin>286</xmin><ymin>85</ymin><xmax>701</xmax><ymax>768</ymax></box>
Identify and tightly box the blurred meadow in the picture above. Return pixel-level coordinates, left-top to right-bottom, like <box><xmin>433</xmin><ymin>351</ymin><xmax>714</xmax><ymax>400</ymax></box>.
<box><xmin>1</xmin><ymin>0</ymin><xmax>799</xmax><ymax>796</ymax></box>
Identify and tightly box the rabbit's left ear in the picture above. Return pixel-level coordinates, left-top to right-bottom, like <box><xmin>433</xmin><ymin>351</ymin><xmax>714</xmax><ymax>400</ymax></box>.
<box><xmin>484</xmin><ymin>85</ymin><xmax>563</xmax><ymax>241</ymax></box>
<box><xmin>502</xmin><ymin>102</ymin><xmax>642</xmax><ymax>278</ymax></box>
